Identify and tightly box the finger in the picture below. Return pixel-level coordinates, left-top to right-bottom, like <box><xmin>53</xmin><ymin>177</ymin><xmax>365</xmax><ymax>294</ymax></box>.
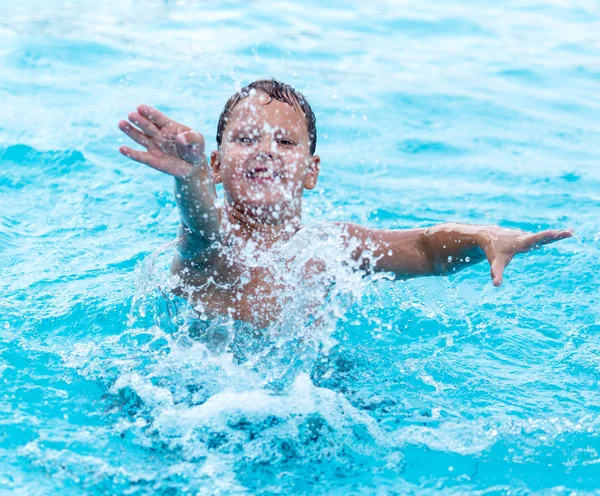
<box><xmin>137</xmin><ymin>104</ymin><xmax>172</xmax><ymax>128</ymax></box>
<box><xmin>119</xmin><ymin>146</ymin><xmax>194</xmax><ymax>177</ymax></box>
<box><xmin>175</xmin><ymin>131</ymin><xmax>205</xmax><ymax>164</ymax></box>
<box><xmin>118</xmin><ymin>120</ymin><xmax>152</xmax><ymax>148</ymax></box>
<box><xmin>490</xmin><ymin>254</ymin><xmax>512</xmax><ymax>287</ymax></box>
<box><xmin>526</xmin><ymin>229</ymin><xmax>574</xmax><ymax>250</ymax></box>
<box><xmin>128</xmin><ymin>112</ymin><xmax>160</xmax><ymax>137</ymax></box>
<box><xmin>179</xmin><ymin>130</ymin><xmax>205</xmax><ymax>147</ymax></box>
<box><xmin>481</xmin><ymin>237</ymin><xmax>512</xmax><ymax>287</ymax></box>
<box><xmin>119</xmin><ymin>146</ymin><xmax>162</xmax><ymax>168</ymax></box>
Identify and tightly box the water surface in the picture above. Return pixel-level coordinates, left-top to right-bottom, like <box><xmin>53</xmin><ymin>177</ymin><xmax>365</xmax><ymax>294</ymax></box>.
<box><xmin>1</xmin><ymin>0</ymin><xmax>599</xmax><ymax>494</ymax></box>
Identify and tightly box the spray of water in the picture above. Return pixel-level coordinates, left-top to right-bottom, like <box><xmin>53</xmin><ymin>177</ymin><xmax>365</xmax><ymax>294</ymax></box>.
<box><xmin>58</xmin><ymin>221</ymin><xmax>404</xmax><ymax>492</ymax></box>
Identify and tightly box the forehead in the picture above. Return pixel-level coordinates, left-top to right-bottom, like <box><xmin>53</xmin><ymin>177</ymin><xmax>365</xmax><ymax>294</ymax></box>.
<box><xmin>225</xmin><ymin>91</ymin><xmax>308</xmax><ymax>136</ymax></box>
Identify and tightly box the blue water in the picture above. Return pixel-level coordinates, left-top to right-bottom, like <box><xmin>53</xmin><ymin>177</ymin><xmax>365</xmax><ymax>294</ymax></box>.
<box><xmin>2</xmin><ymin>0</ymin><xmax>600</xmax><ymax>494</ymax></box>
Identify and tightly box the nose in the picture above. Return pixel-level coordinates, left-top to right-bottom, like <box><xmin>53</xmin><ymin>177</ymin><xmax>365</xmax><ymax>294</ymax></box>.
<box><xmin>256</xmin><ymin>138</ymin><xmax>276</xmax><ymax>160</ymax></box>
<box><xmin>256</xmin><ymin>151</ymin><xmax>273</xmax><ymax>162</ymax></box>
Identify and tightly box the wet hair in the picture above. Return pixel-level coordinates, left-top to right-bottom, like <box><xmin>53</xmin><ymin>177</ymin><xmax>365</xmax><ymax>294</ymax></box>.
<box><xmin>216</xmin><ymin>79</ymin><xmax>317</xmax><ymax>155</ymax></box>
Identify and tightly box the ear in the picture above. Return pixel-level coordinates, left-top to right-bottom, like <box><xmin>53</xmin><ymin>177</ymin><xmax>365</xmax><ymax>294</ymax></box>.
<box><xmin>303</xmin><ymin>155</ymin><xmax>320</xmax><ymax>190</ymax></box>
<box><xmin>210</xmin><ymin>150</ymin><xmax>222</xmax><ymax>184</ymax></box>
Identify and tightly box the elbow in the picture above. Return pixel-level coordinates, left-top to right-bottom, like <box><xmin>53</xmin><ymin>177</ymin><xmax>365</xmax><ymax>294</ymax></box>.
<box><xmin>176</xmin><ymin>224</ymin><xmax>218</xmax><ymax>262</ymax></box>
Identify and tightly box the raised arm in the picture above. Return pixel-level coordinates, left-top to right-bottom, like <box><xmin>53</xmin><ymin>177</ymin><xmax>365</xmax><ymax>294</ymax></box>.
<box><xmin>118</xmin><ymin>105</ymin><xmax>221</xmax><ymax>263</ymax></box>
<box><xmin>342</xmin><ymin>222</ymin><xmax>572</xmax><ymax>286</ymax></box>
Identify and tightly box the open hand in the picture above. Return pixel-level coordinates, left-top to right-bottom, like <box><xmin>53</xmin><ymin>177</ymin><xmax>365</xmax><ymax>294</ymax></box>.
<box><xmin>118</xmin><ymin>105</ymin><xmax>205</xmax><ymax>178</ymax></box>
<box><xmin>479</xmin><ymin>228</ymin><xmax>573</xmax><ymax>287</ymax></box>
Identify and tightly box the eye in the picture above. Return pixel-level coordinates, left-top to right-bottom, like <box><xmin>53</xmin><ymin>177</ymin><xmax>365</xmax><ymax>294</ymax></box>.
<box><xmin>237</xmin><ymin>136</ymin><xmax>255</xmax><ymax>144</ymax></box>
<box><xmin>277</xmin><ymin>138</ymin><xmax>295</xmax><ymax>146</ymax></box>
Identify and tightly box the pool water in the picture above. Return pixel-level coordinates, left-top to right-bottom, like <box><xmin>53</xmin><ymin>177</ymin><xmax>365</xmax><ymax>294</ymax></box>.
<box><xmin>2</xmin><ymin>0</ymin><xmax>600</xmax><ymax>494</ymax></box>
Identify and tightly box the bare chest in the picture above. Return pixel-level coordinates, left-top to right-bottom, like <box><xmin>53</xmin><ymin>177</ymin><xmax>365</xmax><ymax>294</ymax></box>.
<box><xmin>173</xmin><ymin>259</ymin><xmax>298</xmax><ymax>327</ymax></box>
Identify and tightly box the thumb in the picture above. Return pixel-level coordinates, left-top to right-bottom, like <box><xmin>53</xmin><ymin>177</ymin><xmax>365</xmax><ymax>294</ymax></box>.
<box><xmin>480</xmin><ymin>240</ymin><xmax>500</xmax><ymax>286</ymax></box>
<box><xmin>176</xmin><ymin>131</ymin><xmax>205</xmax><ymax>164</ymax></box>
<box><xmin>490</xmin><ymin>253</ymin><xmax>514</xmax><ymax>287</ymax></box>
<box><xmin>480</xmin><ymin>239</ymin><xmax>510</xmax><ymax>287</ymax></box>
<box><xmin>490</xmin><ymin>258</ymin><xmax>505</xmax><ymax>287</ymax></box>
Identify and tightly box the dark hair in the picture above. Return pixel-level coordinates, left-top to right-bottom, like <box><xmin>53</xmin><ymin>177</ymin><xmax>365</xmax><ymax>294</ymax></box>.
<box><xmin>216</xmin><ymin>79</ymin><xmax>317</xmax><ymax>155</ymax></box>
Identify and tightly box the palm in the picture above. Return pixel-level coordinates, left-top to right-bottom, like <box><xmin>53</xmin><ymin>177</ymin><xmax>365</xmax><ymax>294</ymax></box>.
<box><xmin>118</xmin><ymin>105</ymin><xmax>205</xmax><ymax>178</ymax></box>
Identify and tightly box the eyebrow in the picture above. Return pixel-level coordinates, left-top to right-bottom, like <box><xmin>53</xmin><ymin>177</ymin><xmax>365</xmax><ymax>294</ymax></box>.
<box><xmin>228</xmin><ymin>125</ymin><xmax>299</xmax><ymax>137</ymax></box>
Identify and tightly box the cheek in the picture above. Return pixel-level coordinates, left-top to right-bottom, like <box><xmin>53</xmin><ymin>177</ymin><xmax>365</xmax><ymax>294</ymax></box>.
<box><xmin>220</xmin><ymin>151</ymin><xmax>247</xmax><ymax>178</ymax></box>
<box><xmin>283</xmin><ymin>152</ymin><xmax>309</xmax><ymax>175</ymax></box>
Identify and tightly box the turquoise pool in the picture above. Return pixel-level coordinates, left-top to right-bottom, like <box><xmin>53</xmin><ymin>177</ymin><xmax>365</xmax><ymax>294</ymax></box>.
<box><xmin>1</xmin><ymin>0</ymin><xmax>599</xmax><ymax>494</ymax></box>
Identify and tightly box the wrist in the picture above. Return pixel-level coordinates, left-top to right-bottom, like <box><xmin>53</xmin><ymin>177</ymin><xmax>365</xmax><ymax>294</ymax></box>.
<box><xmin>175</xmin><ymin>156</ymin><xmax>209</xmax><ymax>182</ymax></box>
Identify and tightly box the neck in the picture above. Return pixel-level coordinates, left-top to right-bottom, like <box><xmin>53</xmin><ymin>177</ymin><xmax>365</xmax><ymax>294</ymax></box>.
<box><xmin>224</xmin><ymin>201</ymin><xmax>301</xmax><ymax>246</ymax></box>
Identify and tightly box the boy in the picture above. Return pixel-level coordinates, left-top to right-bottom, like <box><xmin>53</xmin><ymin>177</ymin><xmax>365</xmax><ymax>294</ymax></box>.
<box><xmin>118</xmin><ymin>79</ymin><xmax>572</xmax><ymax>328</ymax></box>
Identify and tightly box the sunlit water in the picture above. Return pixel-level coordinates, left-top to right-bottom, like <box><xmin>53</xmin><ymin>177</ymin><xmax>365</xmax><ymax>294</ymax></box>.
<box><xmin>2</xmin><ymin>0</ymin><xmax>600</xmax><ymax>494</ymax></box>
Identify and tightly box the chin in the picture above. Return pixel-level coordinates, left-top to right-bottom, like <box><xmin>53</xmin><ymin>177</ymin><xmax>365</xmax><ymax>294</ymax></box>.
<box><xmin>235</xmin><ymin>193</ymin><xmax>299</xmax><ymax>215</ymax></box>
<box><xmin>245</xmin><ymin>196</ymin><xmax>287</xmax><ymax>211</ymax></box>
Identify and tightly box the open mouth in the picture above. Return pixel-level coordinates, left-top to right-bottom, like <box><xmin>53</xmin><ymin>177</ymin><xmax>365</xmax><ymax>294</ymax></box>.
<box><xmin>246</xmin><ymin>167</ymin><xmax>279</xmax><ymax>180</ymax></box>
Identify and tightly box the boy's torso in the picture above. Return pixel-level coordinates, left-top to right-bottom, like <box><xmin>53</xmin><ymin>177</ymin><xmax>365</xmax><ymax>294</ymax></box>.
<box><xmin>171</xmin><ymin>227</ymin><xmax>330</xmax><ymax>328</ymax></box>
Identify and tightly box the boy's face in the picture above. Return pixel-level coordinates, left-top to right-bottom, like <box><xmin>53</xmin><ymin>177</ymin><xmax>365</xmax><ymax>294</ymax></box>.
<box><xmin>211</xmin><ymin>91</ymin><xmax>320</xmax><ymax>217</ymax></box>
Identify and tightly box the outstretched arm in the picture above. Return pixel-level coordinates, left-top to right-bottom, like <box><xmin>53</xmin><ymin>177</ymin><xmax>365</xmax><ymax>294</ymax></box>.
<box><xmin>118</xmin><ymin>105</ymin><xmax>221</xmax><ymax>263</ymax></box>
<box><xmin>342</xmin><ymin>222</ymin><xmax>572</xmax><ymax>286</ymax></box>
